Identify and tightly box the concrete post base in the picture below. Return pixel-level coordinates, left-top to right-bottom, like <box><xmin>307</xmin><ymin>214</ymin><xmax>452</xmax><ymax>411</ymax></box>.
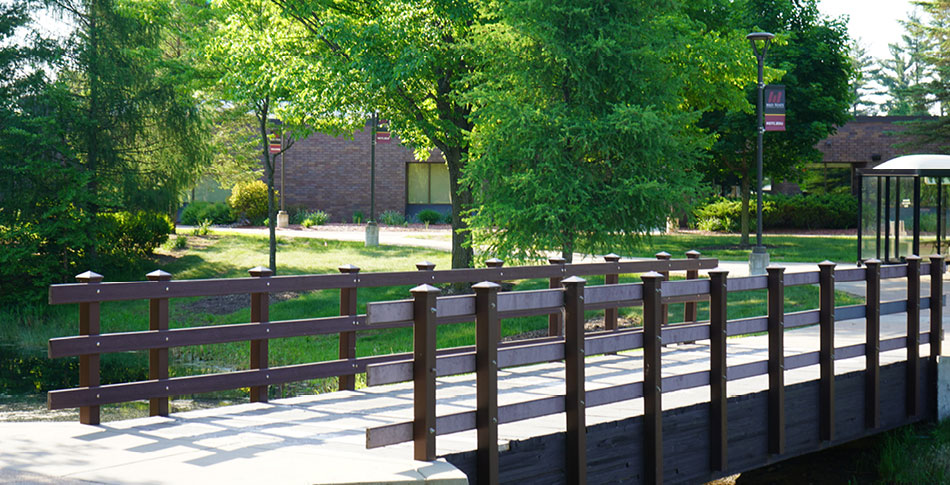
<box><xmin>749</xmin><ymin>250</ymin><xmax>770</xmax><ymax>276</ymax></box>
<box><xmin>276</xmin><ymin>211</ymin><xmax>289</xmax><ymax>228</ymax></box>
<box><xmin>365</xmin><ymin>222</ymin><xmax>379</xmax><ymax>247</ymax></box>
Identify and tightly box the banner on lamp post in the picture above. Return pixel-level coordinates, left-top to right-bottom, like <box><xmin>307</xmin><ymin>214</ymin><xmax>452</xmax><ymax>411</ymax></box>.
<box><xmin>764</xmin><ymin>84</ymin><xmax>785</xmax><ymax>132</ymax></box>
<box><xmin>375</xmin><ymin>119</ymin><xmax>391</xmax><ymax>143</ymax></box>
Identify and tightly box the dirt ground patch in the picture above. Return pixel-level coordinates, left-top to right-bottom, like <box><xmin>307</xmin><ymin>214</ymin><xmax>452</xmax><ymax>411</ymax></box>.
<box><xmin>176</xmin><ymin>291</ymin><xmax>302</xmax><ymax>316</ymax></box>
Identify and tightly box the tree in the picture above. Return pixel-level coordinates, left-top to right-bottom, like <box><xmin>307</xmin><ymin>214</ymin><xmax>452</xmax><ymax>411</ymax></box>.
<box><xmin>205</xmin><ymin>0</ymin><xmax>355</xmax><ymax>273</ymax></box>
<box><xmin>700</xmin><ymin>0</ymin><xmax>853</xmax><ymax>246</ymax></box>
<box><xmin>52</xmin><ymin>0</ymin><xmax>212</xmax><ymax>220</ymax></box>
<box><xmin>898</xmin><ymin>1</ymin><xmax>950</xmax><ymax>149</ymax></box>
<box><xmin>274</xmin><ymin>0</ymin><xmax>479</xmax><ymax>269</ymax></box>
<box><xmin>462</xmin><ymin>0</ymin><xmax>750</xmax><ymax>262</ymax></box>
<box><xmin>849</xmin><ymin>39</ymin><xmax>878</xmax><ymax>116</ymax></box>
<box><xmin>873</xmin><ymin>10</ymin><xmax>935</xmax><ymax>116</ymax></box>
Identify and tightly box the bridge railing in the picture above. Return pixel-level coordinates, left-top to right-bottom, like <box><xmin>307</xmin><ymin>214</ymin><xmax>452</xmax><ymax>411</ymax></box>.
<box><xmin>362</xmin><ymin>256</ymin><xmax>946</xmax><ymax>484</ymax></box>
<box><xmin>45</xmin><ymin>251</ymin><xmax>716</xmax><ymax>425</ymax></box>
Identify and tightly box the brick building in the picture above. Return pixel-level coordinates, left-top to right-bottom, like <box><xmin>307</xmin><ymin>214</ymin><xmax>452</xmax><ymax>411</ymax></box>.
<box><xmin>263</xmin><ymin>116</ymin><xmax>945</xmax><ymax>220</ymax></box>
<box><xmin>275</xmin><ymin>121</ymin><xmax>448</xmax><ymax>222</ymax></box>
<box><xmin>815</xmin><ymin>115</ymin><xmax>942</xmax><ymax>192</ymax></box>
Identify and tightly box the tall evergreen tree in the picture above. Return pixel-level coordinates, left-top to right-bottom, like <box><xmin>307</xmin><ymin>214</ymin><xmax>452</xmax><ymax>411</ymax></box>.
<box><xmin>849</xmin><ymin>39</ymin><xmax>878</xmax><ymax>116</ymax></box>
<box><xmin>874</xmin><ymin>11</ymin><xmax>935</xmax><ymax>116</ymax></box>
<box><xmin>462</xmin><ymin>0</ymin><xmax>750</xmax><ymax>261</ymax></box>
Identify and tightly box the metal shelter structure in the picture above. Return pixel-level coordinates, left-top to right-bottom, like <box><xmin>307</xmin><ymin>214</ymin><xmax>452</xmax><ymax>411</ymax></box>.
<box><xmin>859</xmin><ymin>154</ymin><xmax>950</xmax><ymax>264</ymax></box>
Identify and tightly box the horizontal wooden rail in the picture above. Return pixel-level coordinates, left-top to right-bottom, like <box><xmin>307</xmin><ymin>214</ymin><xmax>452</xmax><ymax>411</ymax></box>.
<box><xmin>364</xmin><ymin>295</ymin><xmax>939</xmax><ymax>386</ymax></box>
<box><xmin>49</xmin><ymin>258</ymin><xmax>719</xmax><ymax>305</ymax></box>
<box><xmin>364</xmin><ymin>330</ymin><xmax>933</xmax><ymax>449</ymax></box>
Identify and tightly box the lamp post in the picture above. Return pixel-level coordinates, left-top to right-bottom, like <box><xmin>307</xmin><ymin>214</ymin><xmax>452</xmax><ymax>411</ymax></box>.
<box><xmin>747</xmin><ymin>31</ymin><xmax>774</xmax><ymax>275</ymax></box>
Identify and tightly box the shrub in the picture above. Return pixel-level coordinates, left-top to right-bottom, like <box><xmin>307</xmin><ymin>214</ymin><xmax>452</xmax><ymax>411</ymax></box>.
<box><xmin>287</xmin><ymin>205</ymin><xmax>310</xmax><ymax>225</ymax></box>
<box><xmin>691</xmin><ymin>193</ymin><xmax>857</xmax><ymax>232</ymax></box>
<box><xmin>379</xmin><ymin>210</ymin><xmax>405</xmax><ymax>226</ymax></box>
<box><xmin>228</xmin><ymin>180</ymin><xmax>272</xmax><ymax>225</ymax></box>
<box><xmin>301</xmin><ymin>210</ymin><xmax>330</xmax><ymax>228</ymax></box>
<box><xmin>352</xmin><ymin>210</ymin><xmax>364</xmax><ymax>224</ymax></box>
<box><xmin>416</xmin><ymin>209</ymin><xmax>443</xmax><ymax>225</ymax></box>
<box><xmin>172</xmin><ymin>234</ymin><xmax>187</xmax><ymax>250</ymax></box>
<box><xmin>97</xmin><ymin>211</ymin><xmax>174</xmax><ymax>262</ymax></box>
<box><xmin>443</xmin><ymin>211</ymin><xmax>453</xmax><ymax>225</ymax></box>
<box><xmin>181</xmin><ymin>202</ymin><xmax>234</xmax><ymax>225</ymax></box>
<box><xmin>193</xmin><ymin>219</ymin><xmax>212</xmax><ymax>236</ymax></box>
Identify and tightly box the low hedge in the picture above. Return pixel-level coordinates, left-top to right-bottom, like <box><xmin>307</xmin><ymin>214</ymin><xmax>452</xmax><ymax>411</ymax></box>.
<box><xmin>180</xmin><ymin>202</ymin><xmax>235</xmax><ymax>225</ymax></box>
<box><xmin>693</xmin><ymin>193</ymin><xmax>857</xmax><ymax>232</ymax></box>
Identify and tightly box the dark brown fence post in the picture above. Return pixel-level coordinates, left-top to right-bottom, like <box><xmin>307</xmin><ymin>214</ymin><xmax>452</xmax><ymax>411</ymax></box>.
<box><xmin>684</xmin><ymin>250</ymin><xmax>701</xmax><ymax>324</ymax></box>
<box><xmin>562</xmin><ymin>276</ymin><xmax>588</xmax><ymax>484</ymax></box>
<box><xmin>818</xmin><ymin>261</ymin><xmax>836</xmax><ymax>441</ymax></box>
<box><xmin>411</xmin><ymin>284</ymin><xmax>440</xmax><ymax>461</ymax></box>
<box><xmin>906</xmin><ymin>255</ymin><xmax>921</xmax><ymax>418</ymax></box>
<box><xmin>865</xmin><ymin>259</ymin><xmax>881</xmax><ymax>429</ymax></box>
<box><xmin>603</xmin><ymin>253</ymin><xmax>621</xmax><ymax>332</ymax></box>
<box><xmin>147</xmin><ymin>269</ymin><xmax>171</xmax><ymax>417</ymax></box>
<box><xmin>641</xmin><ymin>271</ymin><xmax>664</xmax><ymax>484</ymax></box>
<box><xmin>931</xmin><ymin>254</ymin><xmax>944</xmax><ymax>418</ymax></box>
<box><xmin>708</xmin><ymin>269</ymin><xmax>728</xmax><ymax>471</ymax></box>
<box><xmin>416</xmin><ymin>261</ymin><xmax>436</xmax><ymax>272</ymax></box>
<box><xmin>485</xmin><ymin>258</ymin><xmax>504</xmax><ymax>270</ymax></box>
<box><xmin>76</xmin><ymin>271</ymin><xmax>103</xmax><ymax>425</ymax></box>
<box><xmin>249</xmin><ymin>266</ymin><xmax>272</xmax><ymax>403</ymax></box>
<box><xmin>485</xmin><ymin>258</ymin><xmax>505</xmax><ymax>342</ymax></box>
<box><xmin>548</xmin><ymin>256</ymin><xmax>567</xmax><ymax>337</ymax></box>
<box><xmin>655</xmin><ymin>252</ymin><xmax>671</xmax><ymax>327</ymax></box>
<box><xmin>338</xmin><ymin>264</ymin><xmax>360</xmax><ymax>391</ymax></box>
<box><xmin>767</xmin><ymin>265</ymin><xmax>785</xmax><ymax>455</ymax></box>
<box><xmin>474</xmin><ymin>281</ymin><xmax>501</xmax><ymax>485</ymax></box>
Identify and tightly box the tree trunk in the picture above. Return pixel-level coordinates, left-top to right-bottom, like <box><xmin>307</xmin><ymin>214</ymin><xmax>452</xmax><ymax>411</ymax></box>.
<box><xmin>256</xmin><ymin>98</ymin><xmax>277</xmax><ymax>274</ymax></box>
<box><xmin>561</xmin><ymin>238</ymin><xmax>574</xmax><ymax>264</ymax></box>
<box><xmin>740</xmin><ymin>175</ymin><xmax>751</xmax><ymax>248</ymax></box>
<box><xmin>444</xmin><ymin>147</ymin><xmax>474</xmax><ymax>269</ymax></box>
<box><xmin>266</xmin><ymin>157</ymin><xmax>276</xmax><ymax>273</ymax></box>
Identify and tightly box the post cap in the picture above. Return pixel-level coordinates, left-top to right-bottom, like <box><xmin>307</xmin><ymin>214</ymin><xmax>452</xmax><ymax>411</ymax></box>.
<box><xmin>338</xmin><ymin>264</ymin><xmax>361</xmax><ymax>274</ymax></box>
<box><xmin>485</xmin><ymin>258</ymin><xmax>504</xmax><ymax>268</ymax></box>
<box><xmin>766</xmin><ymin>265</ymin><xmax>785</xmax><ymax>273</ymax></box>
<box><xmin>548</xmin><ymin>256</ymin><xmax>567</xmax><ymax>265</ymax></box>
<box><xmin>818</xmin><ymin>260</ymin><xmax>836</xmax><ymax>267</ymax></box>
<box><xmin>906</xmin><ymin>254</ymin><xmax>922</xmax><ymax>261</ymax></box>
<box><xmin>603</xmin><ymin>253</ymin><xmax>621</xmax><ymax>262</ymax></box>
<box><xmin>685</xmin><ymin>250</ymin><xmax>701</xmax><ymax>258</ymax></box>
<box><xmin>864</xmin><ymin>258</ymin><xmax>882</xmax><ymax>266</ymax></box>
<box><xmin>146</xmin><ymin>269</ymin><xmax>172</xmax><ymax>281</ymax></box>
<box><xmin>708</xmin><ymin>269</ymin><xmax>729</xmax><ymax>277</ymax></box>
<box><xmin>248</xmin><ymin>266</ymin><xmax>273</xmax><ymax>277</ymax></box>
<box><xmin>655</xmin><ymin>251</ymin><xmax>671</xmax><ymax>259</ymax></box>
<box><xmin>641</xmin><ymin>271</ymin><xmax>664</xmax><ymax>280</ymax></box>
<box><xmin>415</xmin><ymin>261</ymin><xmax>436</xmax><ymax>271</ymax></box>
<box><xmin>561</xmin><ymin>275</ymin><xmax>587</xmax><ymax>285</ymax></box>
<box><xmin>76</xmin><ymin>271</ymin><xmax>104</xmax><ymax>283</ymax></box>
<box><xmin>410</xmin><ymin>283</ymin><xmax>441</xmax><ymax>294</ymax></box>
<box><xmin>472</xmin><ymin>281</ymin><xmax>502</xmax><ymax>290</ymax></box>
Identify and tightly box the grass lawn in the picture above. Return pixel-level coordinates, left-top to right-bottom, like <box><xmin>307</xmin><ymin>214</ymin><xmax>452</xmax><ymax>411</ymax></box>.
<box><xmin>1</xmin><ymin>230</ymin><xmax>862</xmax><ymax>412</ymax></box>
<box><xmin>624</xmin><ymin>232</ymin><xmax>857</xmax><ymax>263</ymax></box>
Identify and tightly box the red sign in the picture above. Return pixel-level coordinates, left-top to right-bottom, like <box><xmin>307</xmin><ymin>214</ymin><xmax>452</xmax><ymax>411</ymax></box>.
<box><xmin>764</xmin><ymin>85</ymin><xmax>786</xmax><ymax>132</ymax></box>
<box><xmin>269</xmin><ymin>135</ymin><xmax>281</xmax><ymax>154</ymax></box>
<box><xmin>375</xmin><ymin>119</ymin><xmax>391</xmax><ymax>144</ymax></box>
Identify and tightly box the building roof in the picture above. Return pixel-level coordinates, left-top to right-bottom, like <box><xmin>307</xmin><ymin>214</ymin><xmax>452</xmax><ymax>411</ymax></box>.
<box><xmin>816</xmin><ymin>116</ymin><xmax>942</xmax><ymax>165</ymax></box>
<box><xmin>860</xmin><ymin>154</ymin><xmax>950</xmax><ymax>176</ymax></box>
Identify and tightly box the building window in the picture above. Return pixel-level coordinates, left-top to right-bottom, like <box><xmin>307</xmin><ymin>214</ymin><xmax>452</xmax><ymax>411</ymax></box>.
<box><xmin>407</xmin><ymin>163</ymin><xmax>451</xmax><ymax>204</ymax></box>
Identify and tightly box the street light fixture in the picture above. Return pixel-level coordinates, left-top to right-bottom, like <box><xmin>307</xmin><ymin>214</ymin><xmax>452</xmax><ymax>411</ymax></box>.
<box><xmin>747</xmin><ymin>31</ymin><xmax>774</xmax><ymax>275</ymax></box>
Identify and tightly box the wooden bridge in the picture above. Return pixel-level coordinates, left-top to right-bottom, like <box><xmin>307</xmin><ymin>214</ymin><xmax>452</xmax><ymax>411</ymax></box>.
<box><xmin>1</xmin><ymin>253</ymin><xmax>946</xmax><ymax>484</ymax></box>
